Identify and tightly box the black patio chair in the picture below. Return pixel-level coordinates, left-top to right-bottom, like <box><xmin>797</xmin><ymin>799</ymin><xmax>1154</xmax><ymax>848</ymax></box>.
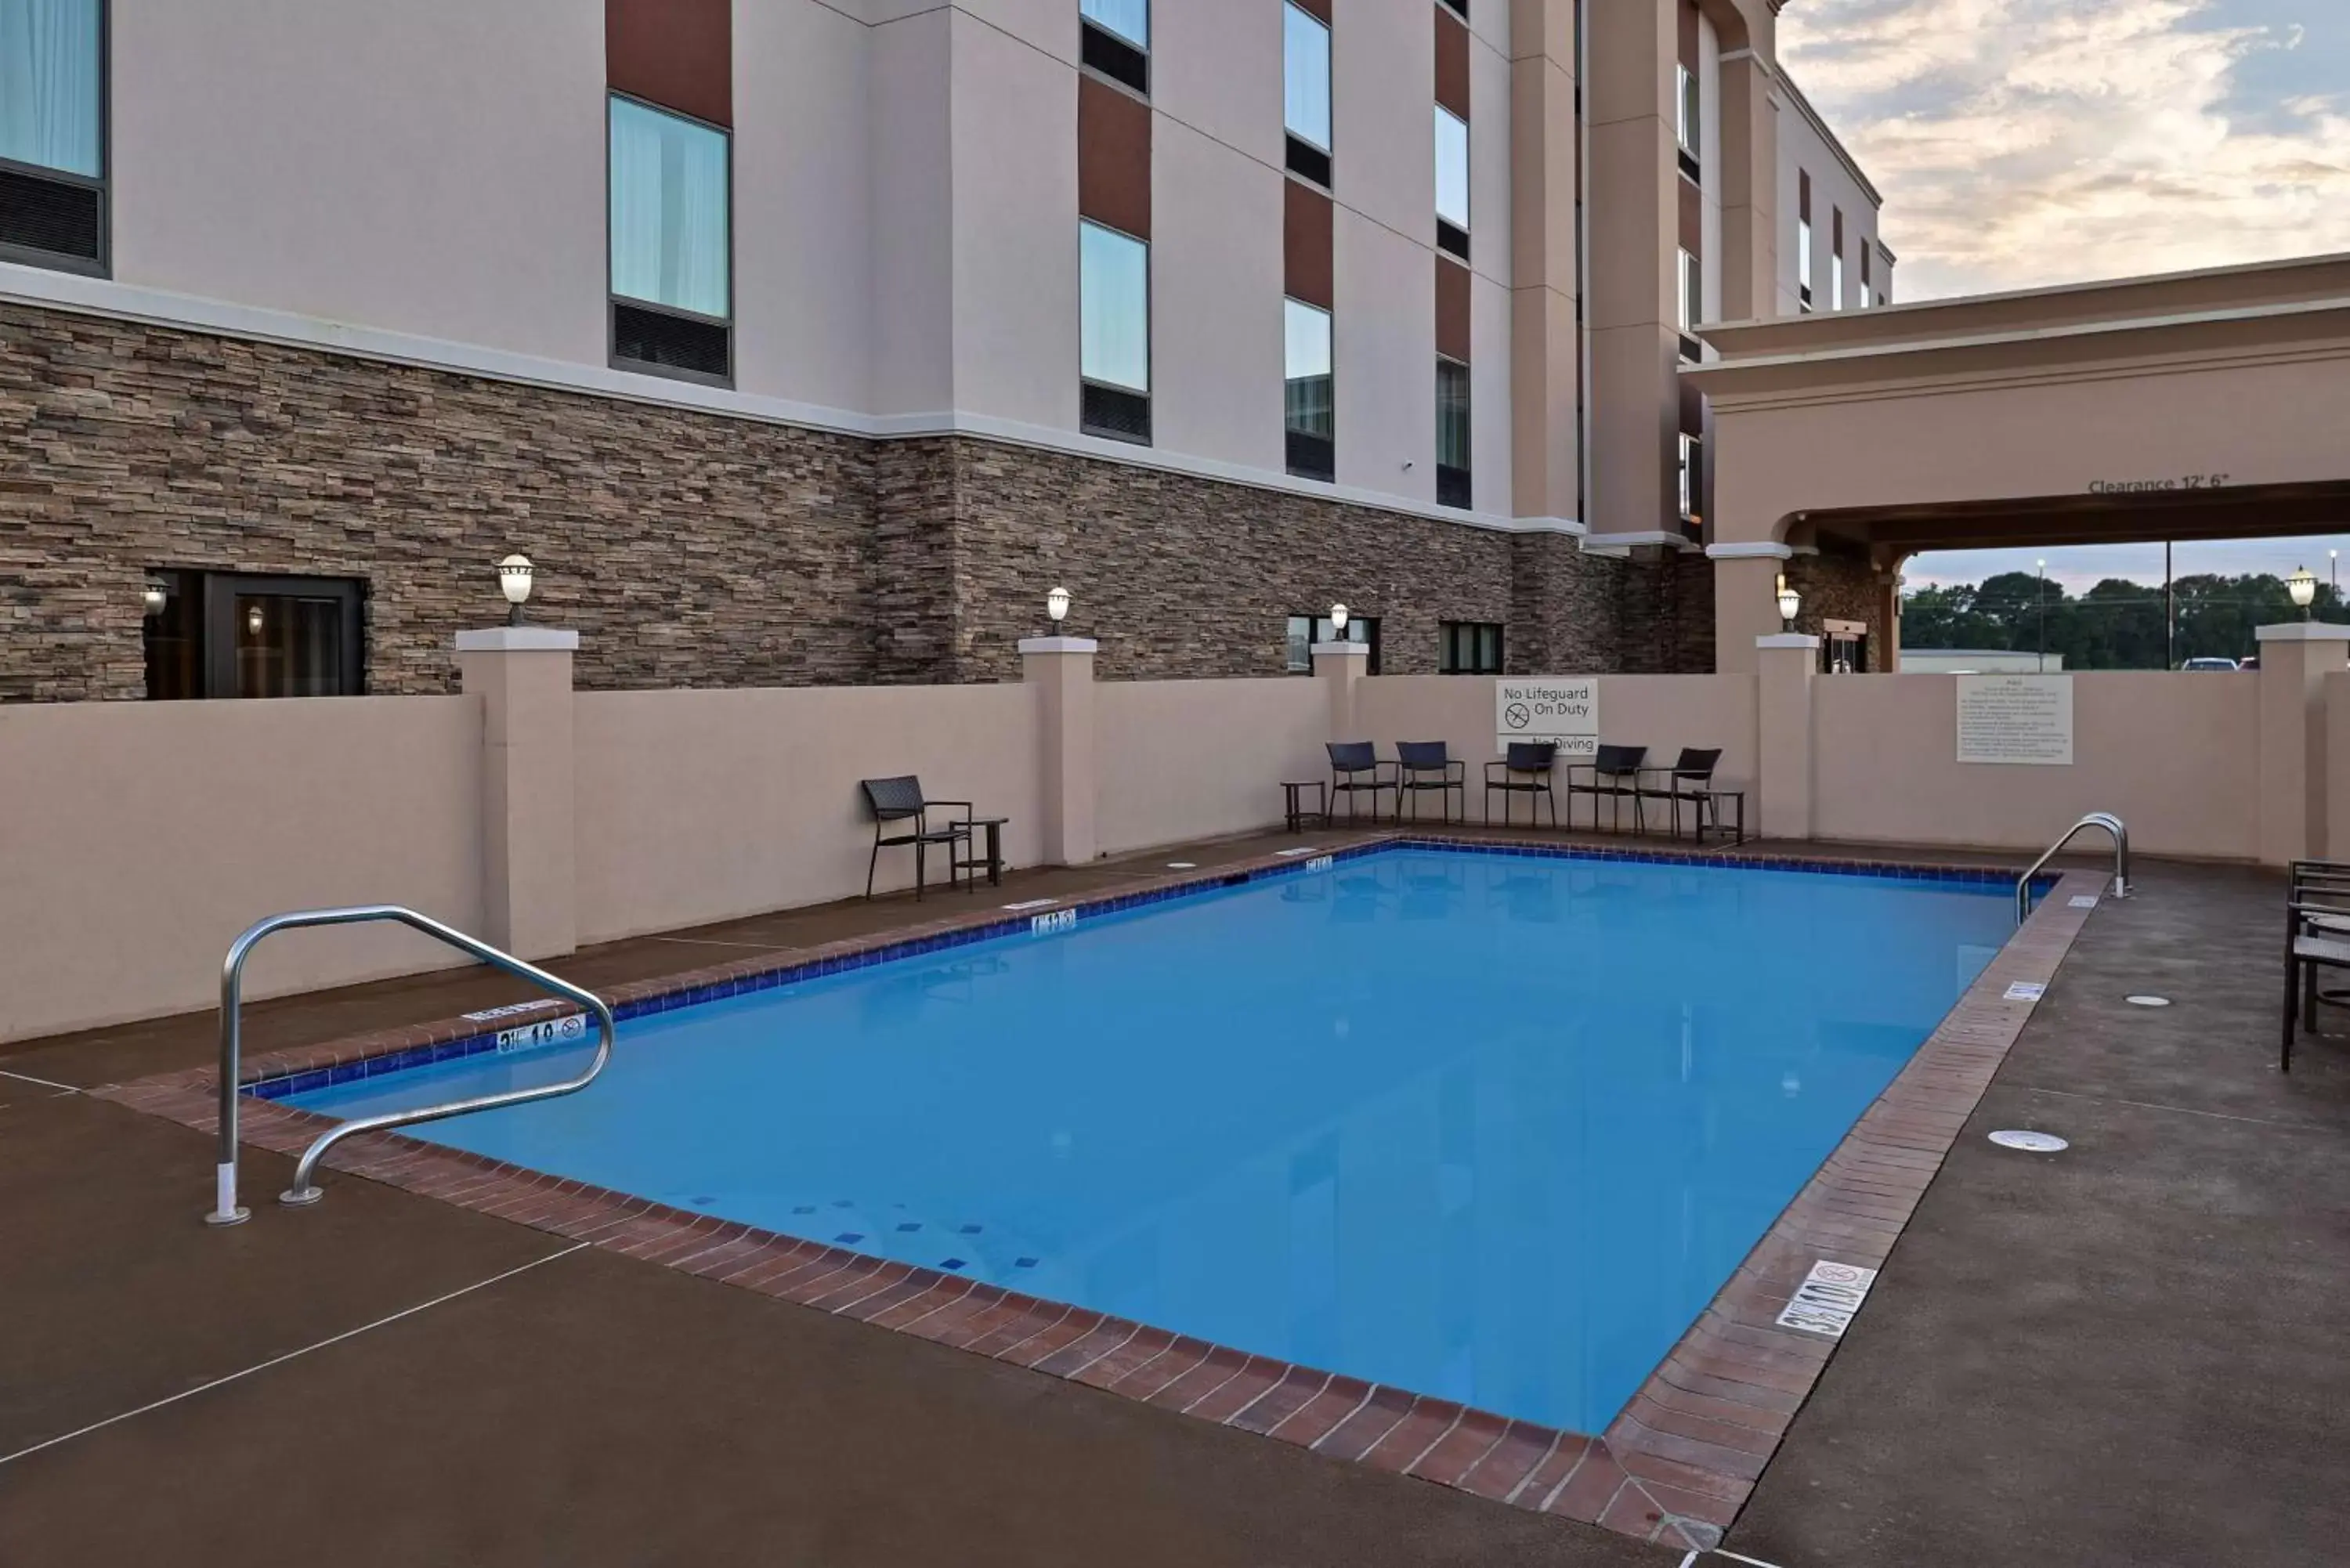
<box><xmin>1394</xmin><ymin>741</ymin><xmax>1466</xmax><ymax>824</ymax></box>
<box><xmin>1326</xmin><ymin>742</ymin><xmax>1398</xmax><ymax>824</ymax></box>
<box><xmin>1565</xmin><ymin>744</ymin><xmax>1649</xmax><ymax>833</ymax></box>
<box><xmin>860</xmin><ymin>775</ymin><xmax>973</xmax><ymax>900</ymax></box>
<box><xmin>1483</xmin><ymin>742</ymin><xmax>1559</xmax><ymax>828</ymax></box>
<box><xmin>2283</xmin><ymin>860</ymin><xmax>2350</xmax><ymax>1068</ymax></box>
<box><xmin>1640</xmin><ymin>747</ymin><xmax>1727</xmax><ymax>839</ymax></box>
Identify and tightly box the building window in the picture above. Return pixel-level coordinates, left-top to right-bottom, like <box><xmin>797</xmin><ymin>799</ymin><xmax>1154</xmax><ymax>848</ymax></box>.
<box><xmin>1676</xmin><ymin>63</ymin><xmax>1700</xmax><ymax>182</ymax></box>
<box><xmin>1080</xmin><ymin>219</ymin><xmax>1152</xmax><ymax>443</ymax></box>
<box><xmin>1283</xmin><ymin>3</ymin><xmax>1332</xmax><ymax>186</ymax></box>
<box><xmin>1081</xmin><ymin>0</ymin><xmax>1149</xmax><ymax>94</ymax></box>
<box><xmin>1436</xmin><ymin>356</ymin><xmax>1471</xmax><ymax>509</ymax></box>
<box><xmin>1678</xmin><ymin>432</ymin><xmax>1702</xmax><ymax>522</ymax></box>
<box><xmin>1439</xmin><ymin>621</ymin><xmax>1503</xmax><ymax>674</ymax></box>
<box><xmin>609</xmin><ymin>94</ymin><xmax>732</xmax><ymax>385</ymax></box>
<box><xmin>1438</xmin><ymin>0</ymin><xmax>1466</xmax><ymax>16</ymax></box>
<box><xmin>1434</xmin><ymin>107</ymin><xmax>1470</xmax><ymax>260</ymax></box>
<box><xmin>1284</xmin><ymin>298</ymin><xmax>1334</xmax><ymax>482</ymax></box>
<box><xmin>141</xmin><ymin>571</ymin><xmax>367</xmax><ymax>700</ymax></box>
<box><xmin>1677</xmin><ymin>247</ymin><xmax>1701</xmax><ymax>360</ymax></box>
<box><xmin>1831</xmin><ymin>243</ymin><xmax>1844</xmax><ymax>311</ymax></box>
<box><xmin>1796</xmin><ymin>171</ymin><xmax>1813</xmax><ymax>312</ymax></box>
<box><xmin>0</xmin><ymin>0</ymin><xmax>107</xmax><ymax>274</ymax></box>
<box><xmin>1286</xmin><ymin>613</ymin><xmax>1381</xmax><ymax>674</ymax></box>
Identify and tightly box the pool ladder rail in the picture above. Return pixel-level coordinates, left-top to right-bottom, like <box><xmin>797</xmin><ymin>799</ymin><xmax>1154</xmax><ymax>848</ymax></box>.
<box><xmin>2016</xmin><ymin>812</ymin><xmax>2131</xmax><ymax>925</ymax></box>
<box><xmin>205</xmin><ymin>905</ymin><xmax>617</xmax><ymax>1227</ymax></box>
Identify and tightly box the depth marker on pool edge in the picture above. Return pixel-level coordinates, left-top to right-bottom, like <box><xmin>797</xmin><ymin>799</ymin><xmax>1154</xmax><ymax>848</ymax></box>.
<box><xmin>0</xmin><ymin>1241</ymin><xmax>591</xmax><ymax>1469</ymax></box>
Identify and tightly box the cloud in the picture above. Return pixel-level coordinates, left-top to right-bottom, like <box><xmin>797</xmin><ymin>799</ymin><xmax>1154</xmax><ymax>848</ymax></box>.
<box><xmin>1780</xmin><ymin>0</ymin><xmax>2350</xmax><ymax>298</ymax></box>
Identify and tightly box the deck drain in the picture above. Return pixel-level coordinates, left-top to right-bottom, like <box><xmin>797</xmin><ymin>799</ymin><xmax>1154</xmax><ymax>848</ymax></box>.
<box><xmin>1988</xmin><ymin>1129</ymin><xmax>2069</xmax><ymax>1153</ymax></box>
<box><xmin>2125</xmin><ymin>994</ymin><xmax>2171</xmax><ymax>1007</ymax></box>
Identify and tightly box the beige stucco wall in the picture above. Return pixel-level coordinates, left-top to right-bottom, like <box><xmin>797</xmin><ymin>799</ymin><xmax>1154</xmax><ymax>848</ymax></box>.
<box><xmin>1094</xmin><ymin>677</ymin><xmax>1329</xmax><ymax>854</ymax></box>
<box><xmin>1811</xmin><ymin>673</ymin><xmax>2258</xmax><ymax>859</ymax></box>
<box><xmin>0</xmin><ymin>696</ymin><xmax>484</xmax><ymax>1043</ymax></box>
<box><xmin>572</xmin><ymin>683</ymin><xmax>1043</xmax><ymax>946</ymax></box>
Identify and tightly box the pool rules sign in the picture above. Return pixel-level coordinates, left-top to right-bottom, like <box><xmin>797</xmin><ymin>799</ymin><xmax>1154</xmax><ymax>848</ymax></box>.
<box><xmin>1956</xmin><ymin>674</ymin><xmax>2073</xmax><ymax>765</ymax></box>
<box><xmin>1496</xmin><ymin>677</ymin><xmax>1599</xmax><ymax>761</ymax></box>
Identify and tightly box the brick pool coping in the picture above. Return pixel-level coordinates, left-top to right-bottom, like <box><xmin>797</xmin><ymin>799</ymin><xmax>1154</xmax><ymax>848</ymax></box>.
<box><xmin>93</xmin><ymin>836</ymin><xmax>2104</xmax><ymax>1552</ymax></box>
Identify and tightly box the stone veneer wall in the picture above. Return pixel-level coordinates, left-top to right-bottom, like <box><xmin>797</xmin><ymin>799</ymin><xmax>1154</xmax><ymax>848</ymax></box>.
<box><xmin>0</xmin><ymin>303</ymin><xmax>877</xmax><ymax>700</ymax></box>
<box><xmin>2</xmin><ymin>300</ymin><xmax>1708</xmax><ymax>698</ymax></box>
<box><xmin>1787</xmin><ymin>546</ymin><xmax>1889</xmax><ymax>672</ymax></box>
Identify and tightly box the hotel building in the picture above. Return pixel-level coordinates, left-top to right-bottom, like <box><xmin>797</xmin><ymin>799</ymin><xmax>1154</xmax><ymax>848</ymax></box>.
<box><xmin>0</xmin><ymin>0</ymin><xmax>1888</xmax><ymax>700</ymax></box>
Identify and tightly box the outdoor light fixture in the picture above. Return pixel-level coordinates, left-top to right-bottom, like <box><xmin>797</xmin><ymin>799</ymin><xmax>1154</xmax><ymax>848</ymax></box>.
<box><xmin>1047</xmin><ymin>585</ymin><xmax>1071</xmax><ymax>627</ymax></box>
<box><xmin>244</xmin><ymin>604</ymin><xmax>264</xmax><ymax>637</ymax></box>
<box><xmin>498</xmin><ymin>554</ymin><xmax>535</xmax><ymax>627</ymax></box>
<box><xmin>1775</xmin><ymin>576</ymin><xmax>1800</xmax><ymax>629</ymax></box>
<box><xmin>1330</xmin><ymin>602</ymin><xmax>1350</xmax><ymax>634</ymax></box>
<box><xmin>141</xmin><ymin>581</ymin><xmax>167</xmax><ymax>617</ymax></box>
<box><xmin>2290</xmin><ymin>565</ymin><xmax>2318</xmax><ymax>618</ymax></box>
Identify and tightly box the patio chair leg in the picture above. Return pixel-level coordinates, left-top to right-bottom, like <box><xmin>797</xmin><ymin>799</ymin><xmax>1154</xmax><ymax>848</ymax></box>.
<box><xmin>2283</xmin><ymin>953</ymin><xmax>2299</xmax><ymax>1072</ymax></box>
<box><xmin>866</xmin><ymin>837</ymin><xmax>881</xmax><ymax>899</ymax></box>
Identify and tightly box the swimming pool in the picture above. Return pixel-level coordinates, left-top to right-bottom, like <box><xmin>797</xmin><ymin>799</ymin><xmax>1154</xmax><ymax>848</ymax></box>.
<box><xmin>283</xmin><ymin>844</ymin><xmax>2015</xmax><ymax>1436</ymax></box>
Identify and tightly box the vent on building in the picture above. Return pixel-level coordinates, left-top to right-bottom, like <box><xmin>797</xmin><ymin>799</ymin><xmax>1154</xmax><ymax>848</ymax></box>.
<box><xmin>1285</xmin><ymin>430</ymin><xmax>1335</xmax><ymax>484</ymax></box>
<box><xmin>612</xmin><ymin>302</ymin><xmax>732</xmax><ymax>384</ymax></box>
<box><xmin>0</xmin><ymin>168</ymin><xmax>103</xmax><ymax>269</ymax></box>
<box><xmin>1437</xmin><ymin>464</ymin><xmax>1472</xmax><ymax>510</ymax></box>
<box><xmin>1285</xmin><ymin>136</ymin><xmax>1332</xmax><ymax>190</ymax></box>
<box><xmin>1082</xmin><ymin>381</ymin><xmax>1152</xmax><ymax>445</ymax></box>
<box><xmin>1082</xmin><ymin>23</ymin><xmax>1150</xmax><ymax>96</ymax></box>
<box><xmin>1437</xmin><ymin>219</ymin><xmax>1470</xmax><ymax>262</ymax></box>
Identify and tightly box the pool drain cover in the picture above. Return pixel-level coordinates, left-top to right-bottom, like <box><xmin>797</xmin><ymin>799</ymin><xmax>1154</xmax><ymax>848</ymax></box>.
<box><xmin>1989</xmin><ymin>1129</ymin><xmax>2069</xmax><ymax>1153</ymax></box>
<box><xmin>2125</xmin><ymin>995</ymin><xmax>2171</xmax><ymax>1007</ymax></box>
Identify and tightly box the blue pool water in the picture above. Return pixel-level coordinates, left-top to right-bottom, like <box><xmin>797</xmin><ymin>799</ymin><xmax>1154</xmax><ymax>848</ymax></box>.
<box><xmin>288</xmin><ymin>847</ymin><xmax>2012</xmax><ymax>1434</ymax></box>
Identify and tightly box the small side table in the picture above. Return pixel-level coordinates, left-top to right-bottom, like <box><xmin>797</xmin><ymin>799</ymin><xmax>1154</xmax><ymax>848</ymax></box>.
<box><xmin>1689</xmin><ymin>790</ymin><xmax>1746</xmax><ymax>846</ymax></box>
<box><xmin>956</xmin><ymin>817</ymin><xmax>1010</xmax><ymax>888</ymax></box>
<box><xmin>1282</xmin><ymin>781</ymin><xmax>1330</xmax><ymax>833</ymax></box>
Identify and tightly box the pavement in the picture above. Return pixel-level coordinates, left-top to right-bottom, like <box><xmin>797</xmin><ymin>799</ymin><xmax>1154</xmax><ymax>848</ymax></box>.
<box><xmin>5</xmin><ymin>829</ymin><xmax>2343</xmax><ymax>1566</ymax></box>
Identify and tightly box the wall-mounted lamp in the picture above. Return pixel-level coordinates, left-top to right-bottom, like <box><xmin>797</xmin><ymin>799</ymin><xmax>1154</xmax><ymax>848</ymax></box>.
<box><xmin>1775</xmin><ymin>574</ymin><xmax>1801</xmax><ymax>630</ymax></box>
<box><xmin>142</xmin><ymin>580</ymin><xmax>168</xmax><ymax>618</ymax></box>
<box><xmin>1046</xmin><ymin>585</ymin><xmax>1071</xmax><ymax>628</ymax></box>
<box><xmin>1329</xmin><ymin>602</ymin><xmax>1350</xmax><ymax>636</ymax></box>
<box><xmin>498</xmin><ymin>554</ymin><xmax>535</xmax><ymax>627</ymax></box>
<box><xmin>244</xmin><ymin>603</ymin><xmax>265</xmax><ymax>637</ymax></box>
<box><xmin>2290</xmin><ymin>565</ymin><xmax>2318</xmax><ymax>619</ymax></box>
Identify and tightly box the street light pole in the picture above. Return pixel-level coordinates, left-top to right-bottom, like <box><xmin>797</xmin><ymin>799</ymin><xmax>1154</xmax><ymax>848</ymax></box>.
<box><xmin>2036</xmin><ymin>558</ymin><xmax>2048</xmax><ymax>673</ymax></box>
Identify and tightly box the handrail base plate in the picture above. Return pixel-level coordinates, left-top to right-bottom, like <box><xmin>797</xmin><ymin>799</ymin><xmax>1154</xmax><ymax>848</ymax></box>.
<box><xmin>280</xmin><ymin>1185</ymin><xmax>324</xmax><ymax>1207</ymax></box>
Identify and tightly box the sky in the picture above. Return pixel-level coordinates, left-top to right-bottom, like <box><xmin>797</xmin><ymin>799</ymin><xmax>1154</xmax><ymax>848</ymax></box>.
<box><xmin>1777</xmin><ymin>1</ymin><xmax>2350</xmax><ymax>591</ymax></box>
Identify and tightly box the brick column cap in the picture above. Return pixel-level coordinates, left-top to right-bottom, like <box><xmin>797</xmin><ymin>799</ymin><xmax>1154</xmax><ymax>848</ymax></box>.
<box><xmin>456</xmin><ymin>627</ymin><xmax>580</xmax><ymax>652</ymax></box>
<box><xmin>1018</xmin><ymin>637</ymin><xmax>1099</xmax><ymax>654</ymax></box>
<box><xmin>1756</xmin><ymin>633</ymin><xmax>1821</xmax><ymax>649</ymax></box>
<box><xmin>2254</xmin><ymin>623</ymin><xmax>2350</xmax><ymax>643</ymax></box>
<box><xmin>1310</xmin><ymin>641</ymin><xmax>1370</xmax><ymax>657</ymax></box>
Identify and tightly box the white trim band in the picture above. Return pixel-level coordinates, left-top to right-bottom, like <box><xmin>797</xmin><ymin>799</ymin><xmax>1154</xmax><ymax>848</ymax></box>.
<box><xmin>1016</xmin><ymin>637</ymin><xmax>1100</xmax><ymax>654</ymax></box>
<box><xmin>1707</xmin><ymin>542</ymin><xmax>1795</xmax><ymax>561</ymax></box>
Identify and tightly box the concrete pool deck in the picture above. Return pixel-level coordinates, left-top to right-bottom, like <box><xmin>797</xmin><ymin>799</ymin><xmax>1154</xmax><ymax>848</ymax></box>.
<box><xmin>5</xmin><ymin>828</ymin><xmax>2347</xmax><ymax>1566</ymax></box>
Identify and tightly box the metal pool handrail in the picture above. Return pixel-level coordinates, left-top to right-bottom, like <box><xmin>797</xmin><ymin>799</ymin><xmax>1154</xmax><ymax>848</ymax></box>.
<box><xmin>206</xmin><ymin>905</ymin><xmax>616</xmax><ymax>1227</ymax></box>
<box><xmin>2016</xmin><ymin>813</ymin><xmax>2131</xmax><ymax>924</ymax></box>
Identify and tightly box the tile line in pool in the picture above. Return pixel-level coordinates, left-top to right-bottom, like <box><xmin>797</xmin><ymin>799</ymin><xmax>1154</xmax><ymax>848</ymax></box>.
<box><xmin>286</xmin><ymin>847</ymin><xmax>2016</xmax><ymax>1436</ymax></box>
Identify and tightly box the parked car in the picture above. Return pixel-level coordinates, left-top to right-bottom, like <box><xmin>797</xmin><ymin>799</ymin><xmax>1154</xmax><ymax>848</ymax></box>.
<box><xmin>2181</xmin><ymin>657</ymin><xmax>2239</xmax><ymax>671</ymax></box>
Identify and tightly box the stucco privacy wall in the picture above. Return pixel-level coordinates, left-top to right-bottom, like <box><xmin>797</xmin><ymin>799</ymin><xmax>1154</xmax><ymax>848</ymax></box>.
<box><xmin>1810</xmin><ymin>673</ymin><xmax>2258</xmax><ymax>859</ymax></box>
<box><xmin>571</xmin><ymin>683</ymin><xmax>1044</xmax><ymax>947</ymax></box>
<box><xmin>0</xmin><ymin>696</ymin><xmax>483</xmax><ymax>1042</ymax></box>
<box><xmin>1094</xmin><ymin>677</ymin><xmax>1329</xmax><ymax>854</ymax></box>
<box><xmin>1353</xmin><ymin>674</ymin><xmax>1761</xmax><ymax>811</ymax></box>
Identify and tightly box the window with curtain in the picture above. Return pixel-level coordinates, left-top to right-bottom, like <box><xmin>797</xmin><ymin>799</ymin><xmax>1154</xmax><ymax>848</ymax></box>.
<box><xmin>1284</xmin><ymin>5</ymin><xmax>1330</xmax><ymax>151</ymax></box>
<box><xmin>1434</xmin><ymin>107</ymin><xmax>1470</xmax><ymax>231</ymax></box>
<box><xmin>1082</xmin><ymin>0</ymin><xmax>1148</xmax><ymax>48</ymax></box>
<box><xmin>0</xmin><ymin>0</ymin><xmax>102</xmax><ymax>178</ymax></box>
<box><xmin>1080</xmin><ymin>221</ymin><xmax>1149</xmax><ymax>393</ymax></box>
<box><xmin>609</xmin><ymin>96</ymin><xmax>730</xmax><ymax>321</ymax></box>
<box><xmin>1284</xmin><ymin>298</ymin><xmax>1333</xmax><ymax>482</ymax></box>
<box><xmin>1436</xmin><ymin>356</ymin><xmax>1470</xmax><ymax>509</ymax></box>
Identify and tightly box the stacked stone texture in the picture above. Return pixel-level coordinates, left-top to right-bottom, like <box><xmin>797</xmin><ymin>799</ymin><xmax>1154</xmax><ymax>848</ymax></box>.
<box><xmin>3</xmin><ymin>302</ymin><xmax>1716</xmax><ymax>699</ymax></box>
<box><xmin>1787</xmin><ymin>547</ymin><xmax>1887</xmax><ymax>670</ymax></box>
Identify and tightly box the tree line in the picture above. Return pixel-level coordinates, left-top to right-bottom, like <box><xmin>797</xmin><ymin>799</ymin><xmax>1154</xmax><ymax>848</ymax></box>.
<box><xmin>1903</xmin><ymin>570</ymin><xmax>2345</xmax><ymax>670</ymax></box>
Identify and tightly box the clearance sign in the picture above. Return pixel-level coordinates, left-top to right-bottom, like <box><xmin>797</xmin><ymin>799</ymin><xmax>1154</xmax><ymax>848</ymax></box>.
<box><xmin>1495</xmin><ymin>678</ymin><xmax>1599</xmax><ymax>761</ymax></box>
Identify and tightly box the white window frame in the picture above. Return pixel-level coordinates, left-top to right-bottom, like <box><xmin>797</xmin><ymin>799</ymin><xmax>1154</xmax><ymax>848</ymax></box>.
<box><xmin>1283</xmin><ymin>2</ymin><xmax>1332</xmax><ymax>153</ymax></box>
